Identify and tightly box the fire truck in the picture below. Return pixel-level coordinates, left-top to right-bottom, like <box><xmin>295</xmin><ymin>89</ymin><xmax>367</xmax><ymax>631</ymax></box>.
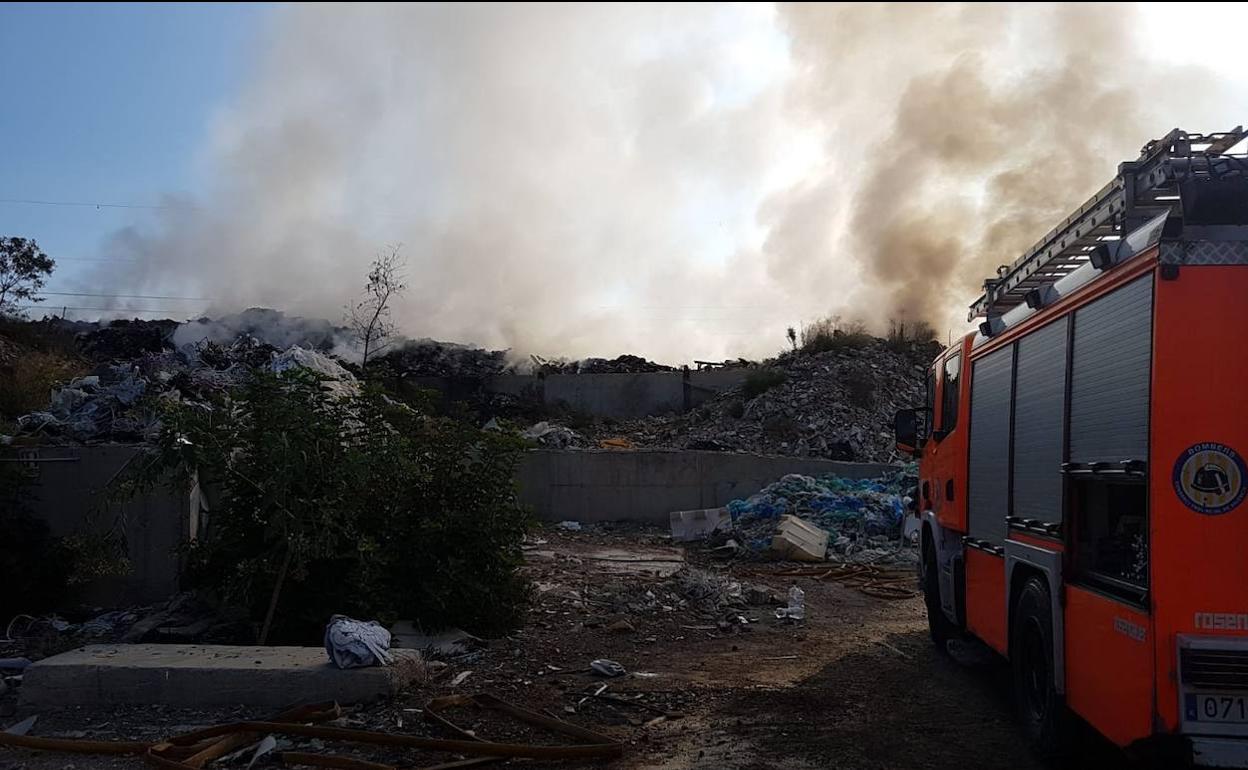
<box><xmin>893</xmin><ymin>127</ymin><xmax>1248</xmax><ymax>766</ymax></box>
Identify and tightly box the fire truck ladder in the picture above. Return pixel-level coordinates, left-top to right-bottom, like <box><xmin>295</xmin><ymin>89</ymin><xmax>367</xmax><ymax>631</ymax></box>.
<box><xmin>969</xmin><ymin>127</ymin><xmax>1248</xmax><ymax>321</ymax></box>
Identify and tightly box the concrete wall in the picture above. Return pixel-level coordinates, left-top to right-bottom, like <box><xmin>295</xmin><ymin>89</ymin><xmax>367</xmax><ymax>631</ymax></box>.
<box><xmin>517</xmin><ymin>449</ymin><xmax>896</xmax><ymax>524</ymax></box>
<box><xmin>12</xmin><ymin>444</ymin><xmax>191</xmax><ymax>605</ymax></box>
<box><xmin>407</xmin><ymin>369</ymin><xmax>750</xmax><ymax>419</ymax></box>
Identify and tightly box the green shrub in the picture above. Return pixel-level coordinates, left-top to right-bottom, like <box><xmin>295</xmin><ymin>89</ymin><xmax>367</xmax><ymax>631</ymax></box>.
<box><xmin>844</xmin><ymin>370</ymin><xmax>877</xmax><ymax>408</ymax></box>
<box><xmin>742</xmin><ymin>368</ymin><xmax>787</xmax><ymax>400</ymax></box>
<box><xmin>125</xmin><ymin>369</ymin><xmax>533</xmax><ymax>642</ymax></box>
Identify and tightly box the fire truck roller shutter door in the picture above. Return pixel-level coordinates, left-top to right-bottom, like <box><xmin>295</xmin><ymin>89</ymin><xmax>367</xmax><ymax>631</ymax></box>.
<box><xmin>1069</xmin><ymin>276</ymin><xmax>1153</xmax><ymax>465</ymax></box>
<box><xmin>1012</xmin><ymin>317</ymin><xmax>1070</xmax><ymax>526</ymax></box>
<box><xmin>969</xmin><ymin>344</ymin><xmax>1015</xmax><ymax>546</ymax></box>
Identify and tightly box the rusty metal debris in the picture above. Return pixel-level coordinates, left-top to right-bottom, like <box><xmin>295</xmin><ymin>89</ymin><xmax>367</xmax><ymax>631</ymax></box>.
<box><xmin>768</xmin><ymin>563</ymin><xmax>919</xmax><ymax>600</ymax></box>
<box><xmin>0</xmin><ymin>693</ymin><xmax>622</xmax><ymax>769</ymax></box>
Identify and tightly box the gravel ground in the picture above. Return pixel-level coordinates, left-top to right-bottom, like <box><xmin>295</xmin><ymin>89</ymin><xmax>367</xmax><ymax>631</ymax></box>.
<box><xmin>1</xmin><ymin>527</ymin><xmax>1140</xmax><ymax>770</ymax></box>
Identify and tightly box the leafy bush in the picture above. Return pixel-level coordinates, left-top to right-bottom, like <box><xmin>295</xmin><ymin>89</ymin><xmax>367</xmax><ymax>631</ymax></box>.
<box><xmin>126</xmin><ymin>369</ymin><xmax>532</xmax><ymax>642</ymax></box>
<box><xmin>742</xmin><ymin>368</ymin><xmax>787</xmax><ymax>400</ymax></box>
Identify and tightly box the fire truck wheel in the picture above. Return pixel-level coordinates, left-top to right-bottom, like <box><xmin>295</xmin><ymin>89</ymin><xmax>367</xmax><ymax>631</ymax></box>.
<box><xmin>922</xmin><ymin>537</ymin><xmax>957</xmax><ymax>651</ymax></box>
<box><xmin>1011</xmin><ymin>576</ymin><xmax>1069</xmax><ymax>758</ymax></box>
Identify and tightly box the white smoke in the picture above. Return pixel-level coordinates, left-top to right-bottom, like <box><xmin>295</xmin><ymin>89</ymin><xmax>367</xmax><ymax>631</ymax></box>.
<box><xmin>99</xmin><ymin>3</ymin><xmax>1237</xmax><ymax>361</ymax></box>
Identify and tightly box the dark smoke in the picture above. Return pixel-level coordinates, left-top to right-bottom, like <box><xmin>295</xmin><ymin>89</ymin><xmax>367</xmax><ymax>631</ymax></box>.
<box><xmin>90</xmin><ymin>3</ymin><xmax>1234</xmax><ymax>357</ymax></box>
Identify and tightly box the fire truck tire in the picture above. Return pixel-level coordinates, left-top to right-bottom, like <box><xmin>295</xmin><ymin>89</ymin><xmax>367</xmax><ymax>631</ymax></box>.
<box><xmin>1011</xmin><ymin>576</ymin><xmax>1069</xmax><ymax>758</ymax></box>
<box><xmin>922</xmin><ymin>537</ymin><xmax>957</xmax><ymax>651</ymax></box>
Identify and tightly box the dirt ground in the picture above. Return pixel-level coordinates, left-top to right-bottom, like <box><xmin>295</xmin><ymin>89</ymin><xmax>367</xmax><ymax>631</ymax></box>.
<box><xmin>1</xmin><ymin>526</ymin><xmax>1137</xmax><ymax>770</ymax></box>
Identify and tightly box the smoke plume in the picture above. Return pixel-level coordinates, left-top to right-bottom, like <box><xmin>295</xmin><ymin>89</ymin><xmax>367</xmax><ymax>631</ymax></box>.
<box><xmin>97</xmin><ymin>3</ymin><xmax>1233</xmax><ymax>360</ymax></box>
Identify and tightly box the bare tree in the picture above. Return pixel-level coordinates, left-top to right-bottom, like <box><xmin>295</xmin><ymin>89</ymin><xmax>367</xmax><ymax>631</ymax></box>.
<box><xmin>345</xmin><ymin>246</ymin><xmax>407</xmax><ymax>368</ymax></box>
<box><xmin>0</xmin><ymin>237</ymin><xmax>55</xmax><ymax>318</ymax></box>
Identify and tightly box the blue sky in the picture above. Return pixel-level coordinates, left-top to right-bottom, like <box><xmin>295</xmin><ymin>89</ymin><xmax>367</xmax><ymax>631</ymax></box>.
<box><xmin>0</xmin><ymin>2</ymin><xmax>269</xmax><ymax>312</ymax></box>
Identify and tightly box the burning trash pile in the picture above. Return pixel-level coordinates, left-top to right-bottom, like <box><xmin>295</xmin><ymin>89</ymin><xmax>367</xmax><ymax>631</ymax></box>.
<box><xmin>724</xmin><ymin>468</ymin><xmax>918</xmax><ymax>563</ymax></box>
<box><xmin>378</xmin><ymin>339</ymin><xmax>510</xmax><ymax>377</ymax></box>
<box><xmin>583</xmin><ymin>339</ymin><xmax>933</xmax><ymax>463</ymax></box>
<box><xmin>9</xmin><ymin>335</ymin><xmax>357</xmax><ymax>443</ymax></box>
<box><xmin>531</xmin><ymin>354</ymin><xmax>675</xmax><ymax>375</ymax></box>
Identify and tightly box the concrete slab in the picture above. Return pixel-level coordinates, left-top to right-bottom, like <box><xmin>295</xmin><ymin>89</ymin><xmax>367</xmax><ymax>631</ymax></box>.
<box><xmin>21</xmin><ymin>644</ymin><xmax>425</xmax><ymax>709</ymax></box>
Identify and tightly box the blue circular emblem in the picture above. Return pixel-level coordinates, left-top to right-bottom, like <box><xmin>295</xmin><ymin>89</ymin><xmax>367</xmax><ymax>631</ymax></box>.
<box><xmin>1173</xmin><ymin>442</ymin><xmax>1248</xmax><ymax>515</ymax></box>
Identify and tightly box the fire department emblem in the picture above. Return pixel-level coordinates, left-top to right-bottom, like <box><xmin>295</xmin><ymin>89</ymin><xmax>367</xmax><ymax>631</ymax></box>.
<box><xmin>1173</xmin><ymin>442</ymin><xmax>1248</xmax><ymax>515</ymax></box>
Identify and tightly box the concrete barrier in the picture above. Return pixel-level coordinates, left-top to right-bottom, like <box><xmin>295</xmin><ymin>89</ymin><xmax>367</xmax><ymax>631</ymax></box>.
<box><xmin>13</xmin><ymin>444</ymin><xmax>195</xmax><ymax>605</ymax></box>
<box><xmin>406</xmin><ymin>368</ymin><xmax>750</xmax><ymax>419</ymax></box>
<box><xmin>516</xmin><ymin>449</ymin><xmax>897</xmax><ymax>524</ymax></box>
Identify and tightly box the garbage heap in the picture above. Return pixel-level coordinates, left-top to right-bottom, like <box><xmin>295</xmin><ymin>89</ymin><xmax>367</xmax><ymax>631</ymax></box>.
<box><xmin>377</xmin><ymin>339</ymin><xmax>510</xmax><ymax>378</ymax></box>
<box><xmin>583</xmin><ymin>339</ymin><xmax>934</xmax><ymax>463</ymax></box>
<box><xmin>531</xmin><ymin>354</ymin><xmax>675</xmax><ymax>375</ymax></box>
<box><xmin>726</xmin><ymin>468</ymin><xmax>918</xmax><ymax>563</ymax></box>
<box><xmin>10</xmin><ymin>337</ymin><xmax>358</xmax><ymax>443</ymax></box>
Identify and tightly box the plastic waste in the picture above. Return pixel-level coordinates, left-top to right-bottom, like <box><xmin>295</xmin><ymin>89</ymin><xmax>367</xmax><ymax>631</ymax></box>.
<box><xmin>590</xmin><ymin>658</ymin><xmax>627</xmax><ymax>677</ymax></box>
<box><xmin>324</xmin><ymin>615</ymin><xmax>393</xmax><ymax>669</ymax></box>
<box><xmin>774</xmin><ymin>586</ymin><xmax>806</xmax><ymax>621</ymax></box>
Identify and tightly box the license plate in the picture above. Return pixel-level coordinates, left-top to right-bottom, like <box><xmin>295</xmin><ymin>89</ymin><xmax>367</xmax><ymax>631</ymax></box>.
<box><xmin>1187</xmin><ymin>693</ymin><xmax>1248</xmax><ymax>724</ymax></box>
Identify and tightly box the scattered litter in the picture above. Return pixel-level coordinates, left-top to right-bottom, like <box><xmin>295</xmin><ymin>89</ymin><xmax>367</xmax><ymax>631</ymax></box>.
<box><xmin>450</xmin><ymin>670</ymin><xmax>473</xmax><ymax>687</ymax></box>
<box><xmin>768</xmin><ymin>563</ymin><xmax>919</xmax><ymax>600</ymax></box>
<box><xmin>774</xmin><ymin>586</ymin><xmax>806</xmax><ymax>621</ymax></box>
<box><xmin>669</xmin><ymin>507</ymin><xmax>732</xmax><ymax>542</ymax></box>
<box><xmin>763</xmin><ymin>655</ymin><xmax>799</xmax><ymax>661</ymax></box>
<box><xmin>523</xmin><ymin>421</ymin><xmax>588</xmax><ymax>449</ymax></box>
<box><xmin>557</xmin><ymin>521</ymin><xmax>583</xmax><ymax>532</ymax></box>
<box><xmin>389</xmin><ymin>623</ymin><xmax>483</xmax><ymax>659</ymax></box>
<box><xmin>4</xmin><ymin>716</ymin><xmax>37</xmax><ymax>736</ymax></box>
<box><xmin>245</xmin><ymin>735</ymin><xmax>279</xmax><ymax>769</ymax></box>
<box><xmin>324</xmin><ymin>615</ymin><xmax>393</xmax><ymax>669</ymax></box>
<box><xmin>590</xmin><ymin>659</ymin><xmax>627</xmax><ymax>678</ymax></box>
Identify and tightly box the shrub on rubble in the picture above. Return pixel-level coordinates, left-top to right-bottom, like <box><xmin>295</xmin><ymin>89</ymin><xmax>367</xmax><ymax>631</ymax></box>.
<box><xmin>800</xmin><ymin>317</ymin><xmax>873</xmax><ymax>354</ymax></box>
<box><xmin>125</xmin><ymin>368</ymin><xmax>532</xmax><ymax>642</ymax></box>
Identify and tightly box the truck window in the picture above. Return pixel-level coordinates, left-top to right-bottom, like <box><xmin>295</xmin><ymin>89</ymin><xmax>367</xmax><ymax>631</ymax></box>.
<box><xmin>941</xmin><ymin>352</ymin><xmax>961</xmax><ymax>433</ymax></box>
<box><xmin>1072</xmin><ymin>479</ymin><xmax>1148</xmax><ymax>605</ymax></box>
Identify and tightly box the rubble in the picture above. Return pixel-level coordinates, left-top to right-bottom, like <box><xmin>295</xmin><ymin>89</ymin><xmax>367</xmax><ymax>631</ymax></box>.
<box><xmin>582</xmin><ymin>339</ymin><xmax>936</xmax><ymax>462</ymax></box>
<box><xmin>522</xmin><ymin>420</ymin><xmax>588</xmax><ymax>448</ymax></box>
<box><xmin>533</xmin><ymin>354</ymin><xmax>675</xmax><ymax>374</ymax></box>
<box><xmin>378</xmin><ymin>339</ymin><xmax>509</xmax><ymax>377</ymax></box>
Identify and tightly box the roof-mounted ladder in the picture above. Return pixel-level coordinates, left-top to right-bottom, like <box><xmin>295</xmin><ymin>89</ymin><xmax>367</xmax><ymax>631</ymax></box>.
<box><xmin>968</xmin><ymin>126</ymin><xmax>1248</xmax><ymax>321</ymax></box>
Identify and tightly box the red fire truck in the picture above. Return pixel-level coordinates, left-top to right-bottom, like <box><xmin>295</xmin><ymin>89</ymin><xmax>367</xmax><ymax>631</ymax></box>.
<box><xmin>894</xmin><ymin>127</ymin><xmax>1248</xmax><ymax>766</ymax></box>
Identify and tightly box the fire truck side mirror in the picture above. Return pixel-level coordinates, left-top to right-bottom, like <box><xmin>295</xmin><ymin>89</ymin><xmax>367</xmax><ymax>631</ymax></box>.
<box><xmin>894</xmin><ymin>408</ymin><xmax>919</xmax><ymax>456</ymax></box>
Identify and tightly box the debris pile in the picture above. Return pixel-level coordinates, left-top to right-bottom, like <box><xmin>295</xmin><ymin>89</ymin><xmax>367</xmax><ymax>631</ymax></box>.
<box><xmin>533</xmin><ymin>354</ymin><xmax>675</xmax><ymax>374</ymax></box>
<box><xmin>584</xmin><ymin>340</ymin><xmax>934</xmax><ymax>462</ymax></box>
<box><xmin>9</xmin><ymin>338</ymin><xmax>358</xmax><ymax>443</ymax></box>
<box><xmin>378</xmin><ymin>339</ymin><xmax>510</xmax><ymax>377</ymax></box>
<box><xmin>522</xmin><ymin>420</ymin><xmax>589</xmax><ymax>449</ymax></box>
<box><xmin>726</xmin><ymin>468</ymin><xmax>917</xmax><ymax>563</ymax></box>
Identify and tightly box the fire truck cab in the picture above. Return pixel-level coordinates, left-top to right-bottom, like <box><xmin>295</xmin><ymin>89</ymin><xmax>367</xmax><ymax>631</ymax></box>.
<box><xmin>895</xmin><ymin>127</ymin><xmax>1248</xmax><ymax>765</ymax></box>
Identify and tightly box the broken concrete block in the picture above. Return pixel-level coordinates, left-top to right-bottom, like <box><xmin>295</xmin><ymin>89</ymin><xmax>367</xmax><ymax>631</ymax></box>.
<box><xmin>669</xmin><ymin>507</ymin><xmax>731</xmax><ymax>542</ymax></box>
<box><xmin>770</xmin><ymin>515</ymin><xmax>828</xmax><ymax>562</ymax></box>
<box><xmin>21</xmin><ymin>644</ymin><xmax>425</xmax><ymax>709</ymax></box>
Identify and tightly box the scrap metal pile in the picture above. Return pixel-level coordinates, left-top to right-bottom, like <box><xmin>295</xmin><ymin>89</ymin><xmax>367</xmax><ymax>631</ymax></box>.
<box><xmin>584</xmin><ymin>340</ymin><xmax>934</xmax><ymax>463</ymax></box>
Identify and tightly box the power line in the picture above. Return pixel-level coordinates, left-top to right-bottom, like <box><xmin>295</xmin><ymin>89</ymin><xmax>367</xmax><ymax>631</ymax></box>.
<box><xmin>0</xmin><ymin>197</ymin><xmax>189</xmax><ymax>211</ymax></box>
<box><xmin>16</xmin><ymin>304</ymin><xmax>191</xmax><ymax>315</ymax></box>
<box><xmin>40</xmin><ymin>291</ymin><xmax>212</xmax><ymax>301</ymax></box>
